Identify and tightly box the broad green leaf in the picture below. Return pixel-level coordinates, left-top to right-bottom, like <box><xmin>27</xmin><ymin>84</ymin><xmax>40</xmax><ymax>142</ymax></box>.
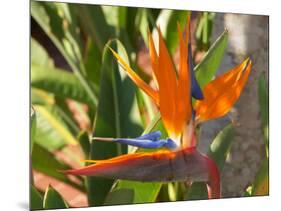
<box><xmin>104</xmin><ymin>189</ymin><xmax>134</xmax><ymax>205</ymax></box>
<box><xmin>43</xmin><ymin>185</ymin><xmax>68</xmax><ymax>209</ymax></box>
<box><xmin>155</xmin><ymin>9</ymin><xmax>190</xmax><ymax>54</ymax></box>
<box><xmin>31</xmin><ymin>107</ymin><xmax>37</xmax><ymax>153</ymax></box>
<box><xmin>31</xmin><ymin>185</ymin><xmax>43</xmax><ymax>210</ymax></box>
<box><xmin>86</xmin><ymin>40</ymin><xmax>142</xmax><ymax>206</ymax></box>
<box><xmin>186</xmin><ymin>182</ymin><xmax>208</xmax><ymax>200</ymax></box>
<box><xmin>32</xmin><ymin>143</ymin><xmax>84</xmax><ymax>192</ymax></box>
<box><xmin>208</xmin><ymin>124</ymin><xmax>234</xmax><ymax>172</ymax></box>
<box><xmin>31</xmin><ymin>88</ymin><xmax>80</xmax><ymax>138</ymax></box>
<box><xmin>31</xmin><ymin>1</ymin><xmax>98</xmax><ymax>106</ymax></box>
<box><xmin>195</xmin><ymin>30</ymin><xmax>228</xmax><ymax>89</ymax></box>
<box><xmin>258</xmin><ymin>73</ymin><xmax>269</xmax><ymax>156</ymax></box>
<box><xmin>31</xmin><ymin>38</ymin><xmax>54</xmax><ymax>67</ymax></box>
<box><xmin>34</xmin><ymin>105</ymin><xmax>77</xmax><ymax>150</ymax></box>
<box><xmin>252</xmin><ymin>158</ymin><xmax>269</xmax><ymax>196</ymax></box>
<box><xmin>31</xmin><ymin>64</ymin><xmax>93</xmax><ymax>105</ymax></box>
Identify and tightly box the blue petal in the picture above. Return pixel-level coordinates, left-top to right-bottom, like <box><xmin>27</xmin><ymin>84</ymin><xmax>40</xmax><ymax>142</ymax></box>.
<box><xmin>115</xmin><ymin>138</ymin><xmax>166</xmax><ymax>149</ymax></box>
<box><xmin>164</xmin><ymin>138</ymin><xmax>178</xmax><ymax>149</ymax></box>
<box><xmin>136</xmin><ymin>131</ymin><xmax>162</xmax><ymax>141</ymax></box>
<box><xmin>188</xmin><ymin>43</ymin><xmax>204</xmax><ymax>100</ymax></box>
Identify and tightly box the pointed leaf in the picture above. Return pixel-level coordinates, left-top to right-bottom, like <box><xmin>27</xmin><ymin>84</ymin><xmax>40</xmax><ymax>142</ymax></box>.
<box><xmin>31</xmin><ymin>185</ymin><xmax>43</xmax><ymax>210</ymax></box>
<box><xmin>208</xmin><ymin>124</ymin><xmax>234</xmax><ymax>172</ymax></box>
<box><xmin>195</xmin><ymin>30</ymin><xmax>228</xmax><ymax>89</ymax></box>
<box><xmin>43</xmin><ymin>185</ymin><xmax>68</xmax><ymax>209</ymax></box>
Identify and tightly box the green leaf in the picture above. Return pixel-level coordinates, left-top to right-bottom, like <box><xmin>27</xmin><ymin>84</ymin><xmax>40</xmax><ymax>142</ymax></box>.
<box><xmin>208</xmin><ymin>124</ymin><xmax>234</xmax><ymax>172</ymax></box>
<box><xmin>43</xmin><ymin>185</ymin><xmax>68</xmax><ymax>209</ymax></box>
<box><xmin>155</xmin><ymin>9</ymin><xmax>190</xmax><ymax>54</ymax></box>
<box><xmin>31</xmin><ymin>1</ymin><xmax>98</xmax><ymax>106</ymax></box>
<box><xmin>86</xmin><ymin>40</ymin><xmax>142</xmax><ymax>206</ymax></box>
<box><xmin>252</xmin><ymin>158</ymin><xmax>269</xmax><ymax>196</ymax></box>
<box><xmin>74</xmin><ymin>4</ymin><xmax>113</xmax><ymax>51</ymax></box>
<box><xmin>104</xmin><ymin>189</ymin><xmax>134</xmax><ymax>205</ymax></box>
<box><xmin>78</xmin><ymin>131</ymin><xmax>91</xmax><ymax>158</ymax></box>
<box><xmin>31</xmin><ymin>64</ymin><xmax>93</xmax><ymax>105</ymax></box>
<box><xmin>31</xmin><ymin>185</ymin><xmax>43</xmax><ymax>210</ymax></box>
<box><xmin>31</xmin><ymin>38</ymin><xmax>54</xmax><ymax>67</ymax></box>
<box><xmin>195</xmin><ymin>12</ymin><xmax>216</xmax><ymax>51</ymax></box>
<box><xmin>32</xmin><ymin>143</ymin><xmax>84</xmax><ymax>192</ymax></box>
<box><xmin>34</xmin><ymin>105</ymin><xmax>77</xmax><ymax>150</ymax></box>
<box><xmin>31</xmin><ymin>107</ymin><xmax>37</xmax><ymax>153</ymax></box>
<box><xmin>186</xmin><ymin>182</ymin><xmax>208</xmax><ymax>200</ymax></box>
<box><xmin>116</xmin><ymin>181</ymin><xmax>162</xmax><ymax>203</ymax></box>
<box><xmin>258</xmin><ymin>73</ymin><xmax>269</xmax><ymax>156</ymax></box>
<box><xmin>195</xmin><ymin>30</ymin><xmax>228</xmax><ymax>89</ymax></box>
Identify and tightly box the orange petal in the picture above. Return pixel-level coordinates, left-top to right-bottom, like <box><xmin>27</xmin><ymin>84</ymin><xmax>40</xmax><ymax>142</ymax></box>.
<box><xmin>109</xmin><ymin>47</ymin><xmax>159</xmax><ymax>105</ymax></box>
<box><xmin>156</xmin><ymin>27</ymin><xmax>178</xmax><ymax>137</ymax></box>
<box><xmin>195</xmin><ymin>58</ymin><xmax>252</xmax><ymax>122</ymax></box>
<box><xmin>175</xmin><ymin>21</ymin><xmax>192</xmax><ymax>139</ymax></box>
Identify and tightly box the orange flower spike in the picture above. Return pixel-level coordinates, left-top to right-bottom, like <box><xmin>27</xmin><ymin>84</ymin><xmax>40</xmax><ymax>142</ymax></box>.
<box><xmin>109</xmin><ymin>47</ymin><xmax>160</xmax><ymax>106</ymax></box>
<box><xmin>195</xmin><ymin>58</ymin><xmax>252</xmax><ymax>123</ymax></box>
<box><xmin>175</xmin><ymin>22</ymin><xmax>192</xmax><ymax>137</ymax></box>
<box><xmin>157</xmin><ymin>27</ymin><xmax>178</xmax><ymax>138</ymax></box>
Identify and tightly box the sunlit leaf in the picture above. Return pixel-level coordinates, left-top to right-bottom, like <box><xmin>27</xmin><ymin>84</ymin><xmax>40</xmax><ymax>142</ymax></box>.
<box><xmin>252</xmin><ymin>158</ymin><xmax>269</xmax><ymax>196</ymax></box>
<box><xmin>34</xmin><ymin>105</ymin><xmax>77</xmax><ymax>150</ymax></box>
<box><xmin>195</xmin><ymin>30</ymin><xmax>228</xmax><ymax>89</ymax></box>
<box><xmin>31</xmin><ymin>1</ymin><xmax>98</xmax><ymax>106</ymax></box>
<box><xmin>155</xmin><ymin>9</ymin><xmax>190</xmax><ymax>54</ymax></box>
<box><xmin>31</xmin><ymin>65</ymin><xmax>94</xmax><ymax>105</ymax></box>
<box><xmin>31</xmin><ymin>38</ymin><xmax>54</xmax><ymax>67</ymax></box>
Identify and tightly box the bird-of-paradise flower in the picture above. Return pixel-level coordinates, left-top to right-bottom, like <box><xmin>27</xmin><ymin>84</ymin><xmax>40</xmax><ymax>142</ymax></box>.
<box><xmin>61</xmin><ymin>16</ymin><xmax>252</xmax><ymax>200</ymax></box>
